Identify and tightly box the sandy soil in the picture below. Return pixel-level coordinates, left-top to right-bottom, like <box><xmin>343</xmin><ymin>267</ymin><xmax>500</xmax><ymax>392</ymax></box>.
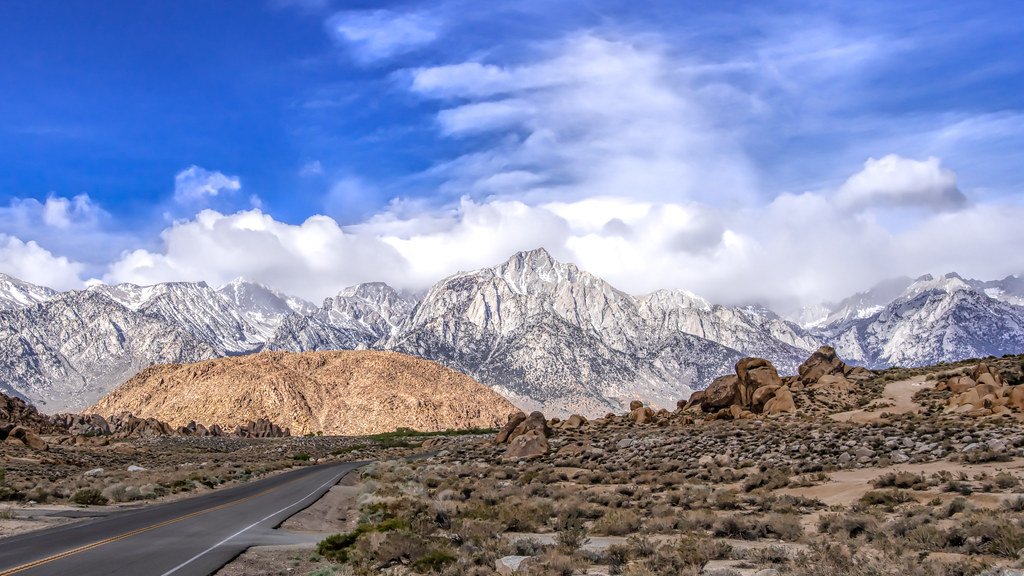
<box><xmin>778</xmin><ymin>457</ymin><xmax>1024</xmax><ymax>507</ymax></box>
<box><xmin>831</xmin><ymin>376</ymin><xmax>927</xmax><ymax>423</ymax></box>
<box><xmin>214</xmin><ymin>544</ymin><xmax>332</xmax><ymax>576</ymax></box>
<box><xmin>0</xmin><ymin>506</ymin><xmax>81</xmax><ymax>538</ymax></box>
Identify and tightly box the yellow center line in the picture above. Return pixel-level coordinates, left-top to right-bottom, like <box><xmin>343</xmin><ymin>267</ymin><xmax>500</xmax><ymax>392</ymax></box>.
<box><xmin>0</xmin><ymin>470</ymin><xmax>313</xmax><ymax>576</ymax></box>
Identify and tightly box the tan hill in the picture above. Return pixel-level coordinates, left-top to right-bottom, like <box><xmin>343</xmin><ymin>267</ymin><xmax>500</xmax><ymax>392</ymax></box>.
<box><xmin>88</xmin><ymin>350</ymin><xmax>518</xmax><ymax>436</ymax></box>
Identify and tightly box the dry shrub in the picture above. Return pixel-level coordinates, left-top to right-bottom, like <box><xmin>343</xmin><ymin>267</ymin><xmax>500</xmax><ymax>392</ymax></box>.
<box><xmin>592</xmin><ymin>509</ymin><xmax>642</xmax><ymax>536</ymax></box>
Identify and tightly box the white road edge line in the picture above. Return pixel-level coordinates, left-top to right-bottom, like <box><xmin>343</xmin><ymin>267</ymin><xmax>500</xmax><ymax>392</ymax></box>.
<box><xmin>159</xmin><ymin>467</ymin><xmax>351</xmax><ymax>576</ymax></box>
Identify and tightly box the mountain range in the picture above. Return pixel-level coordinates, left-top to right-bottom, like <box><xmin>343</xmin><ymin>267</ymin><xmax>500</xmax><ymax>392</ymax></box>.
<box><xmin>1</xmin><ymin>250</ymin><xmax>1022</xmax><ymax>416</ymax></box>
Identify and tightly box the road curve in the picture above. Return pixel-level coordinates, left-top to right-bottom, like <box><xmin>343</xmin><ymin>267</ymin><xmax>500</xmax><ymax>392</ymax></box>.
<box><xmin>0</xmin><ymin>461</ymin><xmax>366</xmax><ymax>576</ymax></box>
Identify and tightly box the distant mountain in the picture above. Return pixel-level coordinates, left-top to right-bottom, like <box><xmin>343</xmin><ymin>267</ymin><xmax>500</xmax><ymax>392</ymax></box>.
<box><xmin>0</xmin><ymin>252</ymin><xmax>1021</xmax><ymax>416</ymax></box>
<box><xmin>0</xmin><ymin>273</ymin><xmax>56</xmax><ymax>311</ymax></box>
<box><xmin>0</xmin><ymin>290</ymin><xmax>216</xmax><ymax>411</ymax></box>
<box><xmin>89</xmin><ymin>281</ymin><xmax>265</xmax><ymax>353</ymax></box>
<box><xmin>385</xmin><ymin>249</ymin><xmax>789</xmax><ymax>415</ymax></box>
<box><xmin>216</xmin><ymin>278</ymin><xmax>317</xmax><ymax>338</ymax></box>
<box><xmin>268</xmin><ymin>282</ymin><xmax>416</xmax><ymax>352</ymax></box>
<box><xmin>815</xmin><ymin>273</ymin><xmax>1024</xmax><ymax>368</ymax></box>
<box><xmin>793</xmin><ymin>276</ymin><xmax>915</xmax><ymax>328</ymax></box>
<box><xmin>970</xmin><ymin>274</ymin><xmax>1024</xmax><ymax>307</ymax></box>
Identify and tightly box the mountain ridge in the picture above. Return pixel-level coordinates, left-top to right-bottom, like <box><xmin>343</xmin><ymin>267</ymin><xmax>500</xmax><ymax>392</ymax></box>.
<box><xmin>1</xmin><ymin>249</ymin><xmax>1022</xmax><ymax>416</ymax></box>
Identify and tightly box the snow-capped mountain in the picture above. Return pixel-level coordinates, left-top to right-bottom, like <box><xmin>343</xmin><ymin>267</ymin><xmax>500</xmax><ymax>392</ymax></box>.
<box><xmin>386</xmin><ymin>249</ymin><xmax>770</xmax><ymax>415</ymax></box>
<box><xmin>793</xmin><ymin>276</ymin><xmax>915</xmax><ymax>328</ymax></box>
<box><xmin>216</xmin><ymin>278</ymin><xmax>317</xmax><ymax>338</ymax></box>
<box><xmin>0</xmin><ymin>290</ymin><xmax>217</xmax><ymax>411</ymax></box>
<box><xmin>0</xmin><ymin>273</ymin><xmax>56</xmax><ymax>310</ymax></box>
<box><xmin>0</xmin><ymin>251</ymin><xmax>1021</xmax><ymax>416</ymax></box>
<box><xmin>90</xmin><ymin>281</ymin><xmax>265</xmax><ymax>353</ymax></box>
<box><xmin>971</xmin><ymin>274</ymin><xmax>1024</xmax><ymax>307</ymax></box>
<box><xmin>268</xmin><ymin>282</ymin><xmax>416</xmax><ymax>352</ymax></box>
<box><xmin>638</xmin><ymin>290</ymin><xmax>819</xmax><ymax>373</ymax></box>
<box><xmin>816</xmin><ymin>273</ymin><xmax>1024</xmax><ymax>368</ymax></box>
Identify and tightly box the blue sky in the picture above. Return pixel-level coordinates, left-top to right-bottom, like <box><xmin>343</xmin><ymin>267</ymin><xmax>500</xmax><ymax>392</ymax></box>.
<box><xmin>1</xmin><ymin>0</ymin><xmax>1023</xmax><ymax>308</ymax></box>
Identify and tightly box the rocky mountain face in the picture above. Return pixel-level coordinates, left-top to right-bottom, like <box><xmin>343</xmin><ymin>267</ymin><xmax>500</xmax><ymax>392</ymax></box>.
<box><xmin>267</xmin><ymin>282</ymin><xmax>415</xmax><ymax>352</ymax></box>
<box><xmin>216</xmin><ymin>278</ymin><xmax>317</xmax><ymax>339</ymax></box>
<box><xmin>385</xmin><ymin>249</ymin><xmax>789</xmax><ymax>416</ymax></box>
<box><xmin>0</xmin><ymin>290</ymin><xmax>217</xmax><ymax>412</ymax></box>
<box><xmin>89</xmin><ymin>281</ymin><xmax>266</xmax><ymax>353</ymax></box>
<box><xmin>0</xmin><ymin>273</ymin><xmax>55</xmax><ymax>311</ymax></box>
<box><xmin>814</xmin><ymin>273</ymin><xmax>1024</xmax><ymax>368</ymax></box>
<box><xmin>89</xmin><ymin>350</ymin><xmax>518</xmax><ymax>435</ymax></box>
<box><xmin>1</xmin><ymin>251</ymin><xmax>1021</xmax><ymax>417</ymax></box>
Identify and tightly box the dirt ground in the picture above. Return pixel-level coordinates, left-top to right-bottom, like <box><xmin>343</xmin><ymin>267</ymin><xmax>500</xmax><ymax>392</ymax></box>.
<box><xmin>831</xmin><ymin>375</ymin><xmax>926</xmax><ymax>423</ymax></box>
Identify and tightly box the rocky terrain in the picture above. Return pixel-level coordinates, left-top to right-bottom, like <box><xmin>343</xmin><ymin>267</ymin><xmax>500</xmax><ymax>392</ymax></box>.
<box><xmin>88</xmin><ymin>350</ymin><xmax>518</xmax><ymax>435</ymax></box>
<box><xmin>5</xmin><ymin>348</ymin><xmax>1024</xmax><ymax>575</ymax></box>
<box><xmin>233</xmin><ymin>351</ymin><xmax>1024</xmax><ymax>576</ymax></box>
<box><xmin>0</xmin><ymin>249</ymin><xmax>1022</xmax><ymax>418</ymax></box>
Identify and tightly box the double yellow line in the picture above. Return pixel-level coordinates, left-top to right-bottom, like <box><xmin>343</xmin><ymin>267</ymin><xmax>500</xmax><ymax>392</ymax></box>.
<box><xmin>0</xmin><ymin>473</ymin><xmax>306</xmax><ymax>575</ymax></box>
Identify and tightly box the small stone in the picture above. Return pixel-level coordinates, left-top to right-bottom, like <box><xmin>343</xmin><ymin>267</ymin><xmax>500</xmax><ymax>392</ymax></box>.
<box><xmin>496</xmin><ymin>555</ymin><xmax>532</xmax><ymax>575</ymax></box>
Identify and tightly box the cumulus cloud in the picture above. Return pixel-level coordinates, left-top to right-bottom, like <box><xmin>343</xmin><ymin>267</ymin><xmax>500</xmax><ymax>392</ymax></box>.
<box><xmin>0</xmin><ymin>234</ymin><xmax>85</xmax><ymax>290</ymax></box>
<box><xmin>328</xmin><ymin>9</ymin><xmax>441</xmax><ymax>63</ymax></box>
<box><xmin>836</xmin><ymin>154</ymin><xmax>965</xmax><ymax>211</ymax></box>
<box><xmin>173</xmin><ymin>166</ymin><xmax>241</xmax><ymax>204</ymax></box>
<box><xmin>104</xmin><ymin>209</ymin><xmax>410</xmax><ymax>302</ymax></box>
<box><xmin>0</xmin><ymin>193</ymin><xmax>134</xmax><ymax>273</ymax></box>
<box><xmin>98</xmin><ymin>169</ymin><xmax>1024</xmax><ymax>309</ymax></box>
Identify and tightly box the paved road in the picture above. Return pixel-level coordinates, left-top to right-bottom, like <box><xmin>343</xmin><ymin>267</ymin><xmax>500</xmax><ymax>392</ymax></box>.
<box><xmin>0</xmin><ymin>461</ymin><xmax>365</xmax><ymax>576</ymax></box>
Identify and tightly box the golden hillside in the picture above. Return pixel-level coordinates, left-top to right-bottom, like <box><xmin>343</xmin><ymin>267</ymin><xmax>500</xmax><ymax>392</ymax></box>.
<box><xmin>88</xmin><ymin>350</ymin><xmax>517</xmax><ymax>436</ymax></box>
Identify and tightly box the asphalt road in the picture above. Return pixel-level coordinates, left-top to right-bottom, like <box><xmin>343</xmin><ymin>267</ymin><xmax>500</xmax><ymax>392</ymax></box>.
<box><xmin>0</xmin><ymin>461</ymin><xmax>365</xmax><ymax>576</ymax></box>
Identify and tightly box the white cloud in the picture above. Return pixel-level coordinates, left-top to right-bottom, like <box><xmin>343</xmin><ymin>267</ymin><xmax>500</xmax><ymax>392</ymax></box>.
<box><xmin>328</xmin><ymin>9</ymin><xmax>441</xmax><ymax>63</ymax></box>
<box><xmin>173</xmin><ymin>166</ymin><xmax>241</xmax><ymax>204</ymax></box>
<box><xmin>409</xmin><ymin>35</ymin><xmax>758</xmax><ymax>206</ymax></box>
<box><xmin>40</xmin><ymin>194</ymin><xmax>101</xmax><ymax>229</ymax></box>
<box><xmin>299</xmin><ymin>160</ymin><xmax>324</xmax><ymax>176</ymax></box>
<box><xmin>105</xmin><ymin>209</ymin><xmax>410</xmax><ymax>302</ymax></box>
<box><xmin>98</xmin><ymin>175</ymin><xmax>1024</xmax><ymax>309</ymax></box>
<box><xmin>835</xmin><ymin>154</ymin><xmax>965</xmax><ymax>211</ymax></box>
<box><xmin>0</xmin><ymin>234</ymin><xmax>85</xmax><ymax>290</ymax></box>
<box><xmin>1</xmin><ymin>194</ymin><xmax>102</xmax><ymax>231</ymax></box>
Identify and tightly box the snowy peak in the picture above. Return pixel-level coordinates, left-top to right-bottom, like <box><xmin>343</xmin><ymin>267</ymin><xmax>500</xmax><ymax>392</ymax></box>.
<box><xmin>216</xmin><ymin>278</ymin><xmax>316</xmax><ymax>337</ymax></box>
<box><xmin>265</xmin><ymin>282</ymin><xmax>416</xmax><ymax>353</ymax></box>
<box><xmin>0</xmin><ymin>273</ymin><xmax>56</xmax><ymax>310</ymax></box>
<box><xmin>640</xmin><ymin>289</ymin><xmax>713</xmax><ymax>311</ymax></box>
<box><xmin>970</xmin><ymin>274</ymin><xmax>1024</xmax><ymax>307</ymax></box>
<box><xmin>900</xmin><ymin>272</ymin><xmax>971</xmax><ymax>301</ymax></box>
<box><xmin>815</xmin><ymin>272</ymin><xmax>1024</xmax><ymax>368</ymax></box>
<box><xmin>797</xmin><ymin>276</ymin><xmax>915</xmax><ymax>328</ymax></box>
<box><xmin>328</xmin><ymin>282</ymin><xmax>417</xmax><ymax>331</ymax></box>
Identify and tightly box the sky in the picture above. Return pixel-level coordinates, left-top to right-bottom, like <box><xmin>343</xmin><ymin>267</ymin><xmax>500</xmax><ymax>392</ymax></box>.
<box><xmin>1</xmin><ymin>0</ymin><xmax>1023</xmax><ymax>311</ymax></box>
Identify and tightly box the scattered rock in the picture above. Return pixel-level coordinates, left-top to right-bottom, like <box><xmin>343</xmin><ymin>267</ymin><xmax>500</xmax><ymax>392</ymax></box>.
<box><xmin>496</xmin><ymin>555</ymin><xmax>532</xmax><ymax>575</ymax></box>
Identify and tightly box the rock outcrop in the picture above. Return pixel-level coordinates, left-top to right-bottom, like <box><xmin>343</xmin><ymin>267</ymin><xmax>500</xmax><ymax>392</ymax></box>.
<box><xmin>496</xmin><ymin>411</ymin><xmax>551</xmax><ymax>459</ymax></box>
<box><xmin>796</xmin><ymin>346</ymin><xmax>871</xmax><ymax>386</ymax></box>
<box><xmin>89</xmin><ymin>350</ymin><xmax>517</xmax><ymax>436</ymax></box>
<box><xmin>941</xmin><ymin>362</ymin><xmax>1022</xmax><ymax>417</ymax></box>
<box><xmin>695</xmin><ymin>357</ymin><xmax>792</xmax><ymax>417</ymax></box>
